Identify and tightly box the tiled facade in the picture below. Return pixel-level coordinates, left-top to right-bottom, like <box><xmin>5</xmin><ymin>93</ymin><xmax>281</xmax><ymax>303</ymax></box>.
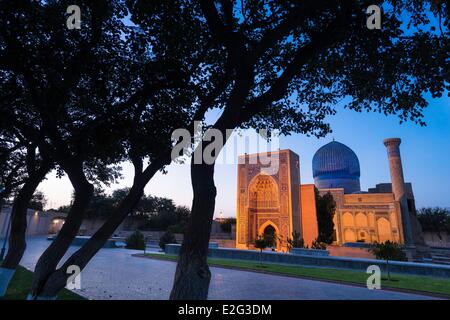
<box><xmin>236</xmin><ymin>150</ymin><xmax>311</xmax><ymax>251</ymax></box>
<box><xmin>236</xmin><ymin>138</ymin><xmax>424</xmax><ymax>251</ymax></box>
<box><xmin>319</xmin><ymin>188</ymin><xmax>404</xmax><ymax>245</ymax></box>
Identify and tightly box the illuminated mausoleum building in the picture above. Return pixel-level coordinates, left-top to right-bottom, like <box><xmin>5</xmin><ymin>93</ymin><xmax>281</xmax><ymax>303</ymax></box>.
<box><xmin>235</xmin><ymin>150</ymin><xmax>318</xmax><ymax>251</ymax></box>
<box><xmin>236</xmin><ymin>138</ymin><xmax>425</xmax><ymax>251</ymax></box>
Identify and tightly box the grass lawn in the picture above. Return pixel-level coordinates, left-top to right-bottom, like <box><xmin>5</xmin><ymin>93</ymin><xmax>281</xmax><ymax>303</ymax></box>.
<box><xmin>1</xmin><ymin>265</ymin><xmax>85</xmax><ymax>300</ymax></box>
<box><xmin>143</xmin><ymin>253</ymin><xmax>450</xmax><ymax>297</ymax></box>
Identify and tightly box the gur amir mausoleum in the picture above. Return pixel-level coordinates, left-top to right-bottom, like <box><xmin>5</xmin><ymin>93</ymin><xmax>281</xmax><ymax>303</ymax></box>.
<box><xmin>236</xmin><ymin>138</ymin><xmax>426</xmax><ymax>251</ymax></box>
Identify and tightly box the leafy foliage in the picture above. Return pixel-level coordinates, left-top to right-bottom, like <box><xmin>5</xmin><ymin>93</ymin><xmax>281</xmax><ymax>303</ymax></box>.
<box><xmin>311</xmin><ymin>238</ymin><xmax>328</xmax><ymax>250</ymax></box>
<box><xmin>255</xmin><ymin>231</ymin><xmax>278</xmax><ymax>250</ymax></box>
<box><xmin>219</xmin><ymin>218</ymin><xmax>236</xmax><ymax>233</ymax></box>
<box><xmin>370</xmin><ymin>241</ymin><xmax>407</xmax><ymax>262</ymax></box>
<box><xmin>254</xmin><ymin>236</ymin><xmax>268</xmax><ymax>252</ymax></box>
<box><xmin>162</xmin><ymin>0</ymin><xmax>449</xmax><ymax>297</ymax></box>
<box><xmin>28</xmin><ymin>191</ymin><xmax>47</xmax><ymax>211</ymax></box>
<box><xmin>417</xmin><ymin>207</ymin><xmax>450</xmax><ymax>238</ymax></box>
<box><xmin>0</xmin><ymin>133</ymin><xmax>27</xmax><ymax>205</ymax></box>
<box><xmin>143</xmin><ymin>205</ymin><xmax>190</xmax><ymax>232</ymax></box>
<box><xmin>287</xmin><ymin>231</ymin><xmax>305</xmax><ymax>251</ymax></box>
<box><xmin>126</xmin><ymin>230</ymin><xmax>146</xmax><ymax>250</ymax></box>
<box><xmin>315</xmin><ymin>189</ymin><xmax>336</xmax><ymax>244</ymax></box>
<box><xmin>58</xmin><ymin>188</ymin><xmax>190</xmax><ymax>231</ymax></box>
<box><xmin>1</xmin><ymin>0</ymin><xmax>448</xmax><ymax>298</ymax></box>
<box><xmin>0</xmin><ymin>0</ymin><xmax>132</xmax><ymax>184</ymax></box>
<box><xmin>370</xmin><ymin>240</ymin><xmax>407</xmax><ymax>280</ymax></box>
<box><xmin>159</xmin><ymin>231</ymin><xmax>177</xmax><ymax>250</ymax></box>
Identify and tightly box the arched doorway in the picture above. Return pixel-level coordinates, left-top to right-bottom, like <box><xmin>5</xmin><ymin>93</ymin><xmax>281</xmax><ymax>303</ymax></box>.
<box><xmin>344</xmin><ymin>228</ymin><xmax>356</xmax><ymax>242</ymax></box>
<box><xmin>263</xmin><ymin>224</ymin><xmax>276</xmax><ymax>248</ymax></box>
<box><xmin>377</xmin><ymin>217</ymin><xmax>392</xmax><ymax>243</ymax></box>
<box><xmin>258</xmin><ymin>221</ymin><xmax>280</xmax><ymax>250</ymax></box>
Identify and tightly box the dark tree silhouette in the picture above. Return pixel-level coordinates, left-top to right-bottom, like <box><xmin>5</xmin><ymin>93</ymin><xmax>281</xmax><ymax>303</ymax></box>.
<box><xmin>370</xmin><ymin>240</ymin><xmax>407</xmax><ymax>281</ymax></box>
<box><xmin>28</xmin><ymin>191</ymin><xmax>47</xmax><ymax>211</ymax></box>
<box><xmin>168</xmin><ymin>0</ymin><xmax>449</xmax><ymax>299</ymax></box>
<box><xmin>0</xmin><ymin>0</ymin><xmax>447</xmax><ymax>300</ymax></box>
<box><xmin>254</xmin><ymin>236</ymin><xmax>268</xmax><ymax>265</ymax></box>
<box><xmin>417</xmin><ymin>207</ymin><xmax>450</xmax><ymax>239</ymax></box>
<box><xmin>0</xmin><ymin>129</ymin><xmax>52</xmax><ymax>297</ymax></box>
<box><xmin>315</xmin><ymin>189</ymin><xmax>336</xmax><ymax>244</ymax></box>
<box><xmin>0</xmin><ymin>132</ymin><xmax>28</xmax><ymax>209</ymax></box>
<box><xmin>0</xmin><ymin>0</ymin><xmax>137</xmax><ymax>297</ymax></box>
<box><xmin>1</xmin><ymin>0</ymin><xmax>226</xmax><ymax>298</ymax></box>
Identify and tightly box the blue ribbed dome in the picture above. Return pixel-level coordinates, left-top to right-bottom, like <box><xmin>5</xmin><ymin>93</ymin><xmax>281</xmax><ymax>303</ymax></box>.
<box><xmin>312</xmin><ymin>141</ymin><xmax>361</xmax><ymax>194</ymax></box>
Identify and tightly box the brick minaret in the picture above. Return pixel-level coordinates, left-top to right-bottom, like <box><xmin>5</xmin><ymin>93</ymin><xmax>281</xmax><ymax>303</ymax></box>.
<box><xmin>383</xmin><ymin>138</ymin><xmax>414</xmax><ymax>246</ymax></box>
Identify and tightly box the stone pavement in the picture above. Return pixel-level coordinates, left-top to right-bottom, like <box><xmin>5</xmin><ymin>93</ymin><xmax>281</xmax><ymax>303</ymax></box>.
<box><xmin>17</xmin><ymin>237</ymin><xmax>437</xmax><ymax>300</ymax></box>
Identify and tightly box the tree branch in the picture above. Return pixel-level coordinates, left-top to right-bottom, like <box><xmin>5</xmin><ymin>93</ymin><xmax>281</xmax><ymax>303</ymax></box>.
<box><xmin>199</xmin><ymin>0</ymin><xmax>231</xmax><ymax>46</ymax></box>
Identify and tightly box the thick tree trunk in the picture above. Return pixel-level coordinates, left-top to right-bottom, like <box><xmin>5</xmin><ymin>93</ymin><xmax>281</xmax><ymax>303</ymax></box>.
<box><xmin>30</xmin><ymin>165</ymin><xmax>94</xmax><ymax>299</ymax></box>
<box><xmin>0</xmin><ymin>161</ymin><xmax>51</xmax><ymax>297</ymax></box>
<box><xmin>170</xmin><ymin>160</ymin><xmax>217</xmax><ymax>300</ymax></box>
<box><xmin>1</xmin><ymin>164</ymin><xmax>51</xmax><ymax>269</ymax></box>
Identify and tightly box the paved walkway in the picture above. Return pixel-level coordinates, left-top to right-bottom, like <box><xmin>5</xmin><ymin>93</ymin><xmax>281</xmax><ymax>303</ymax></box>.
<box><xmin>17</xmin><ymin>237</ymin><xmax>436</xmax><ymax>300</ymax></box>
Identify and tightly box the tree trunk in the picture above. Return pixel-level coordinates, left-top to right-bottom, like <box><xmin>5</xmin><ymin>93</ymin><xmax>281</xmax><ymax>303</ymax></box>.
<box><xmin>30</xmin><ymin>165</ymin><xmax>94</xmax><ymax>299</ymax></box>
<box><xmin>168</xmin><ymin>115</ymin><xmax>239</xmax><ymax>300</ymax></box>
<box><xmin>386</xmin><ymin>260</ymin><xmax>390</xmax><ymax>281</ymax></box>
<box><xmin>169</xmin><ymin>159</ymin><xmax>217</xmax><ymax>300</ymax></box>
<box><xmin>1</xmin><ymin>163</ymin><xmax>51</xmax><ymax>270</ymax></box>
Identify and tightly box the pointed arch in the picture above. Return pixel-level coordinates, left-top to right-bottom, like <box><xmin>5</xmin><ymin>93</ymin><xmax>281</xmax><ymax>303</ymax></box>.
<box><xmin>377</xmin><ymin>217</ymin><xmax>392</xmax><ymax>243</ymax></box>
<box><xmin>258</xmin><ymin>220</ymin><xmax>280</xmax><ymax>249</ymax></box>
<box><xmin>258</xmin><ymin>220</ymin><xmax>280</xmax><ymax>237</ymax></box>
<box><xmin>248</xmin><ymin>174</ymin><xmax>279</xmax><ymax>208</ymax></box>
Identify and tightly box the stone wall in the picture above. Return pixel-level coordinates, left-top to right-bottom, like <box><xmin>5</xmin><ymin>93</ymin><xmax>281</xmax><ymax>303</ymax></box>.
<box><xmin>78</xmin><ymin>217</ymin><xmax>142</xmax><ymax>236</ymax></box>
<box><xmin>299</xmin><ymin>184</ymin><xmax>318</xmax><ymax>247</ymax></box>
<box><xmin>165</xmin><ymin>244</ymin><xmax>450</xmax><ymax>278</ymax></box>
<box><xmin>209</xmin><ymin>239</ymin><xmax>236</xmax><ymax>248</ymax></box>
<box><xmin>0</xmin><ymin>207</ymin><xmax>65</xmax><ymax>237</ymax></box>
<box><xmin>423</xmin><ymin>232</ymin><xmax>450</xmax><ymax>248</ymax></box>
<box><xmin>328</xmin><ymin>245</ymin><xmax>375</xmax><ymax>259</ymax></box>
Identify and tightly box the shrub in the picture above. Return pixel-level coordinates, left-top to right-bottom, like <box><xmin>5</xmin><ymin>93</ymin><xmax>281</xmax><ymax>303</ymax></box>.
<box><xmin>417</xmin><ymin>207</ymin><xmax>450</xmax><ymax>238</ymax></box>
<box><xmin>369</xmin><ymin>240</ymin><xmax>407</xmax><ymax>280</ymax></box>
<box><xmin>167</xmin><ymin>223</ymin><xmax>186</xmax><ymax>234</ymax></box>
<box><xmin>219</xmin><ymin>218</ymin><xmax>236</xmax><ymax>233</ymax></box>
<box><xmin>126</xmin><ymin>231</ymin><xmax>146</xmax><ymax>250</ymax></box>
<box><xmin>220</xmin><ymin>220</ymin><xmax>232</xmax><ymax>233</ymax></box>
<box><xmin>311</xmin><ymin>238</ymin><xmax>327</xmax><ymax>250</ymax></box>
<box><xmin>287</xmin><ymin>231</ymin><xmax>305</xmax><ymax>251</ymax></box>
<box><xmin>254</xmin><ymin>235</ymin><xmax>268</xmax><ymax>265</ymax></box>
<box><xmin>159</xmin><ymin>231</ymin><xmax>177</xmax><ymax>250</ymax></box>
<box><xmin>370</xmin><ymin>240</ymin><xmax>407</xmax><ymax>262</ymax></box>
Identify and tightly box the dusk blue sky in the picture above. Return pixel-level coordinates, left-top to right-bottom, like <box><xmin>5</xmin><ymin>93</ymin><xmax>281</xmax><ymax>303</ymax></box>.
<box><xmin>39</xmin><ymin>93</ymin><xmax>450</xmax><ymax>217</ymax></box>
